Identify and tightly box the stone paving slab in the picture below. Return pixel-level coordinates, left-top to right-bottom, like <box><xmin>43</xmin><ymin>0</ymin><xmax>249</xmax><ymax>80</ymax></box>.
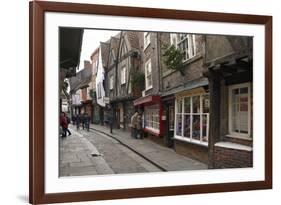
<box><xmin>83</xmin><ymin>129</ymin><xmax>157</xmax><ymax>174</ymax></box>
<box><xmin>59</xmin><ymin>127</ymin><xmax>114</xmax><ymax>176</ymax></box>
<box><xmin>90</xmin><ymin>124</ymin><xmax>208</xmax><ymax>171</ymax></box>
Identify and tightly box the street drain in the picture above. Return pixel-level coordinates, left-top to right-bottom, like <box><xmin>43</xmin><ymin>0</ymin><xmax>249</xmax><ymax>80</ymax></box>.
<box><xmin>91</xmin><ymin>153</ymin><xmax>103</xmax><ymax>157</ymax></box>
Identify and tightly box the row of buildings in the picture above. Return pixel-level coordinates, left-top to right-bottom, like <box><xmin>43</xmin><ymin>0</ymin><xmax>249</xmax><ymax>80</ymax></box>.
<box><xmin>68</xmin><ymin>30</ymin><xmax>253</xmax><ymax>169</ymax></box>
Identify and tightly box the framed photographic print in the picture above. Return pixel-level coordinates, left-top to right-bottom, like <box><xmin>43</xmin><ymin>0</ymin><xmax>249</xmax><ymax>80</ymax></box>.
<box><xmin>29</xmin><ymin>1</ymin><xmax>272</xmax><ymax>204</ymax></box>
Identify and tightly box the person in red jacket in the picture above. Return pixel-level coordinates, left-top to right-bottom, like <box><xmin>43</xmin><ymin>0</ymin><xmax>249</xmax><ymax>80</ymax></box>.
<box><xmin>60</xmin><ymin>112</ymin><xmax>71</xmax><ymax>137</ymax></box>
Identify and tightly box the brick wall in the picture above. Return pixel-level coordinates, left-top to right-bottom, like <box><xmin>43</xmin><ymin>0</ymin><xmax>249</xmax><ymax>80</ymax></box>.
<box><xmin>213</xmin><ymin>145</ymin><xmax>253</xmax><ymax>168</ymax></box>
<box><xmin>138</xmin><ymin>32</ymin><xmax>161</xmax><ymax>95</ymax></box>
<box><xmin>174</xmin><ymin>140</ymin><xmax>208</xmax><ymax>164</ymax></box>
<box><xmin>223</xmin><ymin>136</ymin><xmax>253</xmax><ymax>147</ymax></box>
<box><xmin>160</xmin><ymin>34</ymin><xmax>205</xmax><ymax>93</ymax></box>
<box><xmin>147</xmin><ymin>134</ymin><xmax>166</xmax><ymax>147</ymax></box>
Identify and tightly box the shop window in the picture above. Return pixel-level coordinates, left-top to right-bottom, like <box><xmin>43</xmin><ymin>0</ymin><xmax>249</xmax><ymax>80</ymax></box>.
<box><xmin>144</xmin><ymin>104</ymin><xmax>160</xmax><ymax>133</ymax></box>
<box><xmin>175</xmin><ymin>93</ymin><xmax>209</xmax><ymax>144</ymax></box>
<box><xmin>228</xmin><ymin>83</ymin><xmax>252</xmax><ymax>138</ymax></box>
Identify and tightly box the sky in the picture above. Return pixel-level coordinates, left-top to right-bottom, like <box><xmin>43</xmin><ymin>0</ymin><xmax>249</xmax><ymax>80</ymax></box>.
<box><xmin>78</xmin><ymin>29</ymin><xmax>119</xmax><ymax>70</ymax></box>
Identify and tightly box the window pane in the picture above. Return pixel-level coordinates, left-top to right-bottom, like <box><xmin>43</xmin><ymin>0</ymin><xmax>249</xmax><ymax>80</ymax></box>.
<box><xmin>232</xmin><ymin>103</ymin><xmax>239</xmax><ymax>132</ymax></box>
<box><xmin>202</xmin><ymin>94</ymin><xmax>210</xmax><ymax>113</ymax></box>
<box><xmin>147</xmin><ymin>62</ymin><xmax>151</xmax><ymax>73</ymax></box>
<box><xmin>177</xmin><ymin>99</ymin><xmax>182</xmax><ymax>113</ymax></box>
<box><xmin>176</xmin><ymin>114</ymin><xmax>182</xmax><ymax>136</ymax></box>
<box><xmin>192</xmin><ymin>115</ymin><xmax>201</xmax><ymax>140</ymax></box>
<box><xmin>202</xmin><ymin>114</ymin><xmax>208</xmax><ymax>142</ymax></box>
<box><xmin>240</xmin><ymin>87</ymin><xmax>248</xmax><ymax>94</ymax></box>
<box><xmin>169</xmin><ymin>106</ymin><xmax>175</xmax><ymax>130</ymax></box>
<box><xmin>239</xmin><ymin>94</ymin><xmax>248</xmax><ymax>134</ymax></box>
<box><xmin>192</xmin><ymin>96</ymin><xmax>200</xmax><ymax>113</ymax></box>
<box><xmin>231</xmin><ymin>86</ymin><xmax>249</xmax><ymax>134</ymax></box>
<box><xmin>183</xmin><ymin>114</ymin><xmax>190</xmax><ymax>138</ymax></box>
<box><xmin>147</xmin><ymin>75</ymin><xmax>152</xmax><ymax>87</ymax></box>
<box><xmin>184</xmin><ymin>97</ymin><xmax>190</xmax><ymax>113</ymax></box>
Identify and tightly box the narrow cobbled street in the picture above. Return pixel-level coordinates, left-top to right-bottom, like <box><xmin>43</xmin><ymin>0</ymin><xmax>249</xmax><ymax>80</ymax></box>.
<box><xmin>59</xmin><ymin>124</ymin><xmax>207</xmax><ymax>177</ymax></box>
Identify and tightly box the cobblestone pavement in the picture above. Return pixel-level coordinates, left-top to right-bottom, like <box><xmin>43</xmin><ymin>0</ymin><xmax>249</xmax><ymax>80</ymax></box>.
<box><xmin>59</xmin><ymin>124</ymin><xmax>207</xmax><ymax>177</ymax></box>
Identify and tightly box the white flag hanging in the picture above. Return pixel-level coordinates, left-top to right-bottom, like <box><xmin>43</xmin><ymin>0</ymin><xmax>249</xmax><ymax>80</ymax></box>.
<box><xmin>96</xmin><ymin>47</ymin><xmax>106</xmax><ymax>107</ymax></box>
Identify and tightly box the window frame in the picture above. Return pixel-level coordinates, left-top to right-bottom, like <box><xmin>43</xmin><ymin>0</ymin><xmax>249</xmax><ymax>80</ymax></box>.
<box><xmin>120</xmin><ymin>65</ymin><xmax>126</xmax><ymax>85</ymax></box>
<box><xmin>144</xmin><ymin>58</ymin><xmax>153</xmax><ymax>90</ymax></box>
<box><xmin>170</xmin><ymin>33</ymin><xmax>196</xmax><ymax>62</ymax></box>
<box><xmin>228</xmin><ymin>82</ymin><xmax>252</xmax><ymax>139</ymax></box>
<box><xmin>143</xmin><ymin>32</ymin><xmax>151</xmax><ymax>50</ymax></box>
<box><xmin>144</xmin><ymin>104</ymin><xmax>160</xmax><ymax>133</ymax></box>
<box><xmin>174</xmin><ymin>93</ymin><xmax>209</xmax><ymax>146</ymax></box>
<box><xmin>109</xmin><ymin>75</ymin><xmax>114</xmax><ymax>90</ymax></box>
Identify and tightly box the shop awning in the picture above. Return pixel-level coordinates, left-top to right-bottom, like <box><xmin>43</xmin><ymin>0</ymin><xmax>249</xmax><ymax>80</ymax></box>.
<box><xmin>133</xmin><ymin>95</ymin><xmax>161</xmax><ymax>106</ymax></box>
<box><xmin>161</xmin><ymin>77</ymin><xmax>208</xmax><ymax>97</ymax></box>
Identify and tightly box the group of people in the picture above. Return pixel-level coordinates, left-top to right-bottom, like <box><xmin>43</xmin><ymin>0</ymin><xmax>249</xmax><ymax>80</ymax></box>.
<box><xmin>72</xmin><ymin>112</ymin><xmax>91</xmax><ymax>131</ymax></box>
<box><xmin>130</xmin><ymin>110</ymin><xmax>143</xmax><ymax>139</ymax></box>
<box><xmin>60</xmin><ymin>112</ymin><xmax>71</xmax><ymax>138</ymax></box>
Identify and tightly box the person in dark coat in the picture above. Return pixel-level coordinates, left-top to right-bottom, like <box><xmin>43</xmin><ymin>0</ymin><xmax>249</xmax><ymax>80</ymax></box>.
<box><xmin>72</xmin><ymin>114</ymin><xmax>76</xmax><ymax>125</ymax></box>
<box><xmin>76</xmin><ymin>114</ymin><xmax>81</xmax><ymax>130</ymax></box>
<box><xmin>65</xmin><ymin>114</ymin><xmax>72</xmax><ymax>136</ymax></box>
<box><xmin>84</xmin><ymin>112</ymin><xmax>90</xmax><ymax>131</ymax></box>
<box><xmin>108</xmin><ymin>110</ymin><xmax>113</xmax><ymax>134</ymax></box>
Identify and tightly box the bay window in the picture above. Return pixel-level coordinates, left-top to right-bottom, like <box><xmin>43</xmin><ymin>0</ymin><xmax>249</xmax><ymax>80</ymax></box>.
<box><xmin>175</xmin><ymin>93</ymin><xmax>209</xmax><ymax>144</ymax></box>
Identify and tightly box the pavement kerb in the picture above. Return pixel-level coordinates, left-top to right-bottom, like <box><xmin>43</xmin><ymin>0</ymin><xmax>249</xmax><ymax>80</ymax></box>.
<box><xmin>89</xmin><ymin>127</ymin><xmax>167</xmax><ymax>172</ymax></box>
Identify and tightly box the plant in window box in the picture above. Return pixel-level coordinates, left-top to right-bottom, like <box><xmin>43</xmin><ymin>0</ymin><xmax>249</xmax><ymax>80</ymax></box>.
<box><xmin>162</xmin><ymin>44</ymin><xmax>185</xmax><ymax>75</ymax></box>
<box><xmin>131</xmin><ymin>71</ymin><xmax>145</xmax><ymax>97</ymax></box>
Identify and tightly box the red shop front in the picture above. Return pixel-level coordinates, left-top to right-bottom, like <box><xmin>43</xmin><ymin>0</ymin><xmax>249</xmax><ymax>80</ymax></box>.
<box><xmin>133</xmin><ymin>95</ymin><xmax>165</xmax><ymax>137</ymax></box>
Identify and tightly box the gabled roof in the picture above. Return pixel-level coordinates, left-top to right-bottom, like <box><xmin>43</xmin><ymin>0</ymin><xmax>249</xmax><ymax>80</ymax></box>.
<box><xmin>100</xmin><ymin>31</ymin><xmax>140</xmax><ymax>69</ymax></box>
<box><xmin>125</xmin><ymin>31</ymin><xmax>140</xmax><ymax>50</ymax></box>
<box><xmin>90</xmin><ymin>47</ymin><xmax>99</xmax><ymax>62</ymax></box>
<box><xmin>110</xmin><ymin>36</ymin><xmax>120</xmax><ymax>57</ymax></box>
<box><xmin>100</xmin><ymin>42</ymin><xmax>110</xmax><ymax>68</ymax></box>
<box><xmin>69</xmin><ymin>66</ymin><xmax>92</xmax><ymax>93</ymax></box>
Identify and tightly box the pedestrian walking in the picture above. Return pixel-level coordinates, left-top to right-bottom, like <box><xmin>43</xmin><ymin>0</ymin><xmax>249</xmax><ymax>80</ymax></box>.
<box><xmin>65</xmin><ymin>113</ymin><xmax>72</xmax><ymax>136</ymax></box>
<box><xmin>72</xmin><ymin>114</ymin><xmax>76</xmax><ymax>125</ymax></box>
<box><xmin>130</xmin><ymin>111</ymin><xmax>138</xmax><ymax>139</ymax></box>
<box><xmin>81</xmin><ymin>113</ymin><xmax>85</xmax><ymax>130</ymax></box>
<box><xmin>76</xmin><ymin>113</ymin><xmax>81</xmax><ymax>130</ymax></box>
<box><xmin>136</xmin><ymin>112</ymin><xmax>143</xmax><ymax>139</ymax></box>
<box><xmin>60</xmin><ymin>112</ymin><xmax>71</xmax><ymax>137</ymax></box>
<box><xmin>84</xmin><ymin>112</ymin><xmax>90</xmax><ymax>131</ymax></box>
<box><xmin>108</xmin><ymin>109</ymin><xmax>113</xmax><ymax>134</ymax></box>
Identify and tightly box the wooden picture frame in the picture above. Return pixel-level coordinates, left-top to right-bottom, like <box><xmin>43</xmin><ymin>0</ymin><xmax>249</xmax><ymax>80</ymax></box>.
<box><xmin>29</xmin><ymin>1</ymin><xmax>272</xmax><ymax>204</ymax></box>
